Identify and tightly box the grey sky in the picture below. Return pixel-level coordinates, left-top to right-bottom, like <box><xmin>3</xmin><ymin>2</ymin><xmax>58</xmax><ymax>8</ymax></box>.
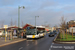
<box><xmin>0</xmin><ymin>0</ymin><xmax>75</xmax><ymax>27</ymax></box>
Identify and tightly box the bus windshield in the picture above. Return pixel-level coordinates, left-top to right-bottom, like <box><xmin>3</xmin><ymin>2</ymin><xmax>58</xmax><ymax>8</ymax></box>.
<box><xmin>26</xmin><ymin>29</ymin><xmax>37</xmax><ymax>35</ymax></box>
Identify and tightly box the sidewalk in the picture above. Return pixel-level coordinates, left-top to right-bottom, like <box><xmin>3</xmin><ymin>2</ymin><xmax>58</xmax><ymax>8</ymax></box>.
<box><xmin>0</xmin><ymin>37</ymin><xmax>26</xmax><ymax>47</ymax></box>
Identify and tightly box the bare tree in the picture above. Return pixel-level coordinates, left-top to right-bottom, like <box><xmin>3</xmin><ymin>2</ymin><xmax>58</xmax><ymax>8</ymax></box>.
<box><xmin>0</xmin><ymin>20</ymin><xmax>4</xmax><ymax>28</ymax></box>
<box><xmin>14</xmin><ymin>20</ymin><xmax>17</xmax><ymax>26</ymax></box>
<box><xmin>60</xmin><ymin>16</ymin><xmax>67</xmax><ymax>38</ymax></box>
<box><xmin>10</xmin><ymin>18</ymin><xmax>13</xmax><ymax>26</ymax></box>
<box><xmin>60</xmin><ymin>16</ymin><xmax>67</xmax><ymax>30</ymax></box>
<box><xmin>54</xmin><ymin>25</ymin><xmax>58</xmax><ymax>28</ymax></box>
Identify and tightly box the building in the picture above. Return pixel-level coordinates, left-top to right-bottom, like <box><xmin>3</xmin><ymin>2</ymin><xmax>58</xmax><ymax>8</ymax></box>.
<box><xmin>23</xmin><ymin>24</ymin><xmax>49</xmax><ymax>31</ymax></box>
<box><xmin>0</xmin><ymin>26</ymin><xmax>23</xmax><ymax>38</ymax></box>
<box><xmin>23</xmin><ymin>23</ymin><xmax>34</xmax><ymax>29</ymax></box>
<box><xmin>67</xmin><ymin>20</ymin><xmax>75</xmax><ymax>28</ymax></box>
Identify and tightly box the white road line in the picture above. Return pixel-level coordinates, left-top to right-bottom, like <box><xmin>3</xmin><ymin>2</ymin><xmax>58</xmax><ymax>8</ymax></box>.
<box><xmin>49</xmin><ymin>45</ymin><xmax>53</xmax><ymax>50</ymax></box>
<box><xmin>51</xmin><ymin>45</ymin><xmax>53</xmax><ymax>48</ymax></box>
<box><xmin>19</xmin><ymin>47</ymin><xmax>23</xmax><ymax>50</ymax></box>
<box><xmin>49</xmin><ymin>49</ymin><xmax>51</xmax><ymax>50</ymax></box>
<box><xmin>49</xmin><ymin>43</ymin><xmax>53</xmax><ymax>50</ymax></box>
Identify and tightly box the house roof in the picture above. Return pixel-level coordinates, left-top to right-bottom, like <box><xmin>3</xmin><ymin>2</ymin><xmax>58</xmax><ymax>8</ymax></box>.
<box><xmin>36</xmin><ymin>26</ymin><xmax>45</xmax><ymax>28</ymax></box>
<box><xmin>0</xmin><ymin>25</ymin><xmax>23</xmax><ymax>30</ymax></box>
<box><xmin>8</xmin><ymin>26</ymin><xmax>18</xmax><ymax>28</ymax></box>
<box><xmin>23</xmin><ymin>24</ymin><xmax>34</xmax><ymax>29</ymax></box>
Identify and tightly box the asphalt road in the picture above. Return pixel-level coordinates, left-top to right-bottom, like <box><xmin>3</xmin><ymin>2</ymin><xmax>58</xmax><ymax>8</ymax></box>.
<box><xmin>0</xmin><ymin>33</ymin><xmax>56</xmax><ymax>50</ymax></box>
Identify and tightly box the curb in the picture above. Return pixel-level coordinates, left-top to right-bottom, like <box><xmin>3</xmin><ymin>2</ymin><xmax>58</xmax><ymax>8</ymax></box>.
<box><xmin>55</xmin><ymin>41</ymin><xmax>75</xmax><ymax>44</ymax></box>
<box><xmin>0</xmin><ymin>39</ymin><xmax>26</xmax><ymax>47</ymax></box>
<box><xmin>53</xmin><ymin>34</ymin><xmax>59</xmax><ymax>42</ymax></box>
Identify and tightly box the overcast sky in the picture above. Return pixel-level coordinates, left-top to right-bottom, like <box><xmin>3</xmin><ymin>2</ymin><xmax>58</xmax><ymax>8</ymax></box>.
<box><xmin>0</xmin><ymin>0</ymin><xmax>75</xmax><ymax>27</ymax></box>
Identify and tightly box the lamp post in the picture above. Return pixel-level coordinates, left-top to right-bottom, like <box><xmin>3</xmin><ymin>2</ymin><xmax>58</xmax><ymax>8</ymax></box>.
<box><xmin>44</xmin><ymin>21</ymin><xmax>47</xmax><ymax>27</ymax></box>
<box><xmin>18</xmin><ymin>6</ymin><xmax>25</xmax><ymax>28</ymax></box>
<box><xmin>35</xmin><ymin>16</ymin><xmax>39</xmax><ymax>34</ymax></box>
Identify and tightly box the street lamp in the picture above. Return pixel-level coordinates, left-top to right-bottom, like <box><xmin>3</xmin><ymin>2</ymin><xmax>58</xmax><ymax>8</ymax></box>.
<box><xmin>44</xmin><ymin>21</ymin><xmax>47</xmax><ymax>27</ymax></box>
<box><xmin>35</xmin><ymin>16</ymin><xmax>39</xmax><ymax>34</ymax></box>
<box><xmin>35</xmin><ymin>16</ymin><xmax>39</xmax><ymax>27</ymax></box>
<box><xmin>18</xmin><ymin>6</ymin><xmax>25</xmax><ymax>28</ymax></box>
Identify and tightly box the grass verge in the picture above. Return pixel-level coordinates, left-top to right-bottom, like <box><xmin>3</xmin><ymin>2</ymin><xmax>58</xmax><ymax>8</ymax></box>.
<box><xmin>56</xmin><ymin>33</ymin><xmax>75</xmax><ymax>41</ymax></box>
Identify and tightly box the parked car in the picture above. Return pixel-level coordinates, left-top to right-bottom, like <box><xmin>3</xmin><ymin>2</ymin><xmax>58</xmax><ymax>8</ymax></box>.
<box><xmin>53</xmin><ymin>30</ymin><xmax>57</xmax><ymax>34</ymax></box>
<box><xmin>49</xmin><ymin>32</ymin><xmax>55</xmax><ymax>37</ymax></box>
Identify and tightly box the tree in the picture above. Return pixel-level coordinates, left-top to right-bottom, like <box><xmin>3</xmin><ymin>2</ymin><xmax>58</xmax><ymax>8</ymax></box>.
<box><xmin>60</xmin><ymin>16</ymin><xmax>67</xmax><ymax>39</ymax></box>
<box><xmin>60</xmin><ymin>16</ymin><xmax>67</xmax><ymax>30</ymax></box>
<box><xmin>0</xmin><ymin>20</ymin><xmax>4</xmax><ymax>28</ymax></box>
<box><xmin>10</xmin><ymin>18</ymin><xmax>13</xmax><ymax>26</ymax></box>
<box><xmin>14</xmin><ymin>20</ymin><xmax>17</xmax><ymax>26</ymax></box>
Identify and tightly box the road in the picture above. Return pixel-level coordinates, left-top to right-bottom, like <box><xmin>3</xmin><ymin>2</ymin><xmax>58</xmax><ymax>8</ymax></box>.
<box><xmin>49</xmin><ymin>33</ymin><xmax>75</xmax><ymax>50</ymax></box>
<box><xmin>0</xmin><ymin>33</ymin><xmax>75</xmax><ymax>50</ymax></box>
<box><xmin>0</xmin><ymin>33</ymin><xmax>56</xmax><ymax>50</ymax></box>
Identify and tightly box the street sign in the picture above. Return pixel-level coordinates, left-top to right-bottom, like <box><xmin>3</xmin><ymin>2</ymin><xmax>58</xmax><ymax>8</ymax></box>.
<box><xmin>6</xmin><ymin>32</ymin><xmax>7</xmax><ymax>37</ymax></box>
<box><xmin>4</xmin><ymin>25</ymin><xmax>8</xmax><ymax>42</ymax></box>
<box><xmin>4</xmin><ymin>25</ymin><xmax>8</xmax><ymax>28</ymax></box>
<box><xmin>24</xmin><ymin>29</ymin><xmax>26</xmax><ymax>31</ymax></box>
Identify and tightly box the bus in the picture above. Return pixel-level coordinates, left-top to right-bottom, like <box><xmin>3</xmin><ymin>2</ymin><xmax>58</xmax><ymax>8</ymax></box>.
<box><xmin>26</xmin><ymin>26</ymin><xmax>45</xmax><ymax>38</ymax></box>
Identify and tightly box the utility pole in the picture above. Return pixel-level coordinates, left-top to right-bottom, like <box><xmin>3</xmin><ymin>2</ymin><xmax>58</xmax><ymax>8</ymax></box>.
<box><xmin>18</xmin><ymin>6</ymin><xmax>25</xmax><ymax>28</ymax></box>
<box><xmin>35</xmin><ymin>16</ymin><xmax>39</xmax><ymax>34</ymax></box>
<box><xmin>44</xmin><ymin>21</ymin><xmax>47</xmax><ymax>27</ymax></box>
<box><xmin>18</xmin><ymin>6</ymin><xmax>20</xmax><ymax>28</ymax></box>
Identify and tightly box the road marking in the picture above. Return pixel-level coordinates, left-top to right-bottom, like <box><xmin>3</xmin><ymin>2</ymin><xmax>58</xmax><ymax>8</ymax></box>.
<box><xmin>19</xmin><ymin>47</ymin><xmax>23</xmax><ymax>50</ymax></box>
<box><xmin>51</xmin><ymin>45</ymin><xmax>53</xmax><ymax>48</ymax></box>
<box><xmin>49</xmin><ymin>45</ymin><xmax>53</xmax><ymax>50</ymax></box>
<box><xmin>49</xmin><ymin>48</ymin><xmax>51</xmax><ymax>50</ymax></box>
<box><xmin>49</xmin><ymin>43</ymin><xmax>53</xmax><ymax>50</ymax></box>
